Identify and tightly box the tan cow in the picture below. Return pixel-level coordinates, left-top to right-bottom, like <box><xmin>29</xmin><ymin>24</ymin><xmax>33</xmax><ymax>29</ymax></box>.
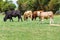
<box><xmin>23</xmin><ymin>11</ymin><xmax>32</xmax><ymax>21</ymax></box>
<box><xmin>39</xmin><ymin>11</ymin><xmax>54</xmax><ymax>24</ymax></box>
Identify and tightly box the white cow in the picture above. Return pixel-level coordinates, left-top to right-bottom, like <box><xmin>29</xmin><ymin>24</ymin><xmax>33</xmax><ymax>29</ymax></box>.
<box><xmin>38</xmin><ymin>11</ymin><xmax>54</xmax><ymax>24</ymax></box>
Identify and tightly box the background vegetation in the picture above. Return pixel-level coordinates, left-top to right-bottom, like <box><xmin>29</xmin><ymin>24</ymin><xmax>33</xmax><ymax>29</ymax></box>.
<box><xmin>0</xmin><ymin>0</ymin><xmax>60</xmax><ymax>14</ymax></box>
<box><xmin>17</xmin><ymin>0</ymin><xmax>60</xmax><ymax>14</ymax></box>
<box><xmin>0</xmin><ymin>0</ymin><xmax>16</xmax><ymax>12</ymax></box>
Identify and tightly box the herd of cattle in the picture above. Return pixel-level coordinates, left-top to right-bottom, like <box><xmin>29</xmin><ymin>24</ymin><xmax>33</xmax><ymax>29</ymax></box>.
<box><xmin>4</xmin><ymin>10</ymin><xmax>54</xmax><ymax>24</ymax></box>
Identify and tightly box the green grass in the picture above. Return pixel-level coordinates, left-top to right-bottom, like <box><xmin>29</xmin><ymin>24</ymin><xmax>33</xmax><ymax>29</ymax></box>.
<box><xmin>0</xmin><ymin>14</ymin><xmax>60</xmax><ymax>40</ymax></box>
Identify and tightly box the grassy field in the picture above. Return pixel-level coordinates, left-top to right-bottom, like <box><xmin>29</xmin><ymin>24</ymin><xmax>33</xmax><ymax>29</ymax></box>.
<box><xmin>0</xmin><ymin>14</ymin><xmax>60</xmax><ymax>40</ymax></box>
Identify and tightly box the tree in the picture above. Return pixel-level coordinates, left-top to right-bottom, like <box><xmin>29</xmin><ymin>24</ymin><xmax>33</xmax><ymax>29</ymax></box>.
<box><xmin>0</xmin><ymin>0</ymin><xmax>4</xmax><ymax>12</ymax></box>
<box><xmin>17</xmin><ymin>0</ymin><xmax>60</xmax><ymax>14</ymax></box>
<box><xmin>17</xmin><ymin>0</ymin><xmax>34</xmax><ymax>14</ymax></box>
<box><xmin>48</xmin><ymin>0</ymin><xmax>59</xmax><ymax>13</ymax></box>
<box><xmin>0</xmin><ymin>0</ymin><xmax>16</xmax><ymax>12</ymax></box>
<box><xmin>3</xmin><ymin>0</ymin><xmax>16</xmax><ymax>11</ymax></box>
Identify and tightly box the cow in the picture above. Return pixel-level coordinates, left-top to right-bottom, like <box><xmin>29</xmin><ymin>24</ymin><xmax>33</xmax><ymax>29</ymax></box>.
<box><xmin>32</xmin><ymin>10</ymin><xmax>43</xmax><ymax>20</ymax></box>
<box><xmin>39</xmin><ymin>11</ymin><xmax>54</xmax><ymax>24</ymax></box>
<box><xmin>3</xmin><ymin>10</ymin><xmax>23</xmax><ymax>22</ymax></box>
<box><xmin>23</xmin><ymin>11</ymin><xmax>32</xmax><ymax>21</ymax></box>
<box><xmin>32</xmin><ymin>10</ymin><xmax>54</xmax><ymax>24</ymax></box>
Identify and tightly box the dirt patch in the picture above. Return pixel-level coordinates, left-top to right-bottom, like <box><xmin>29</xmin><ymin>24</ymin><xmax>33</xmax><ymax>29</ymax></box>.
<box><xmin>50</xmin><ymin>24</ymin><xmax>60</xmax><ymax>26</ymax></box>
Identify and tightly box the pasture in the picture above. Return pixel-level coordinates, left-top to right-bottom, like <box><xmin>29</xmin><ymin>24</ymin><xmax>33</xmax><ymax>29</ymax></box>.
<box><xmin>0</xmin><ymin>14</ymin><xmax>60</xmax><ymax>40</ymax></box>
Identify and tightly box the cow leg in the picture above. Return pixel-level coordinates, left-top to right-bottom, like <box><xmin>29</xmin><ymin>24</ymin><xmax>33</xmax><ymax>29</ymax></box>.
<box><xmin>50</xmin><ymin>18</ymin><xmax>52</xmax><ymax>24</ymax></box>
<box><xmin>24</xmin><ymin>17</ymin><xmax>28</xmax><ymax>21</ymax></box>
<box><xmin>24</xmin><ymin>16</ymin><xmax>28</xmax><ymax>21</ymax></box>
<box><xmin>18</xmin><ymin>18</ymin><xmax>20</xmax><ymax>22</ymax></box>
<box><xmin>10</xmin><ymin>17</ymin><xmax>13</xmax><ymax>22</ymax></box>
<box><xmin>41</xmin><ymin>17</ymin><xmax>44</xmax><ymax>24</ymax></box>
<box><xmin>32</xmin><ymin>16</ymin><xmax>36</xmax><ymax>21</ymax></box>
<box><xmin>3</xmin><ymin>17</ymin><xmax>7</xmax><ymax>22</ymax></box>
<box><xmin>18</xmin><ymin>15</ymin><xmax>23</xmax><ymax>22</ymax></box>
<box><xmin>35</xmin><ymin>17</ymin><xmax>36</xmax><ymax>20</ymax></box>
<box><xmin>18</xmin><ymin>16</ymin><xmax>20</xmax><ymax>22</ymax></box>
<box><xmin>50</xmin><ymin>18</ymin><xmax>54</xmax><ymax>24</ymax></box>
<box><xmin>41</xmin><ymin>19</ymin><xmax>44</xmax><ymax>24</ymax></box>
<box><xmin>32</xmin><ymin>17</ymin><xmax>34</xmax><ymax>21</ymax></box>
<box><xmin>26</xmin><ymin>17</ymin><xmax>28</xmax><ymax>21</ymax></box>
<box><xmin>31</xmin><ymin>15</ymin><xmax>32</xmax><ymax>20</ymax></box>
<box><xmin>39</xmin><ymin>16</ymin><xmax>41</xmax><ymax>21</ymax></box>
<box><xmin>29</xmin><ymin>15</ymin><xmax>32</xmax><ymax>21</ymax></box>
<box><xmin>20</xmin><ymin>17</ymin><xmax>23</xmax><ymax>22</ymax></box>
<box><xmin>11</xmin><ymin>18</ymin><xmax>13</xmax><ymax>22</ymax></box>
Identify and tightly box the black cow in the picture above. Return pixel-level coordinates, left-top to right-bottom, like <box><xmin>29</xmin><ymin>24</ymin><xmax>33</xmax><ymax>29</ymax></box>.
<box><xmin>4</xmin><ymin>10</ymin><xmax>23</xmax><ymax>22</ymax></box>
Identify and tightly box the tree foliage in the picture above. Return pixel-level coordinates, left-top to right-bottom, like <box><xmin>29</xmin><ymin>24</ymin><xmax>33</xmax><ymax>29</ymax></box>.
<box><xmin>17</xmin><ymin>0</ymin><xmax>60</xmax><ymax>14</ymax></box>
<box><xmin>0</xmin><ymin>0</ymin><xmax>16</xmax><ymax>12</ymax></box>
<box><xmin>48</xmin><ymin>0</ymin><xmax>59</xmax><ymax>13</ymax></box>
<box><xmin>0</xmin><ymin>0</ymin><xmax>60</xmax><ymax>14</ymax></box>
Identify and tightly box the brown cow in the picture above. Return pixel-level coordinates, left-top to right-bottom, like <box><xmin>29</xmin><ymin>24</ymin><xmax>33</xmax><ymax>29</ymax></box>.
<box><xmin>32</xmin><ymin>10</ymin><xmax>54</xmax><ymax>24</ymax></box>
<box><xmin>23</xmin><ymin>11</ymin><xmax>32</xmax><ymax>21</ymax></box>
<box><xmin>32</xmin><ymin>10</ymin><xmax>43</xmax><ymax>20</ymax></box>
